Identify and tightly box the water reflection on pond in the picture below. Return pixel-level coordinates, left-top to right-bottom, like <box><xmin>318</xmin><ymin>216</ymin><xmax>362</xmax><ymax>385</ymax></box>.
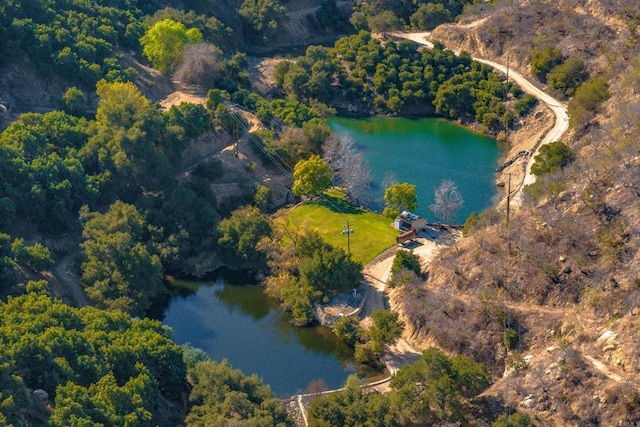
<box><xmin>158</xmin><ymin>278</ymin><xmax>366</xmax><ymax>398</ymax></box>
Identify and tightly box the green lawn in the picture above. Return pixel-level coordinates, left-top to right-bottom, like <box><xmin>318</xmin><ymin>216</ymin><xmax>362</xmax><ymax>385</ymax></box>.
<box><xmin>282</xmin><ymin>190</ymin><xmax>399</xmax><ymax>265</ymax></box>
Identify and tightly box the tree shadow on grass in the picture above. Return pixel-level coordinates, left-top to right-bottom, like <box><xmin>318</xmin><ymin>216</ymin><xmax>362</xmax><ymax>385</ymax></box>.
<box><xmin>319</xmin><ymin>192</ymin><xmax>364</xmax><ymax>215</ymax></box>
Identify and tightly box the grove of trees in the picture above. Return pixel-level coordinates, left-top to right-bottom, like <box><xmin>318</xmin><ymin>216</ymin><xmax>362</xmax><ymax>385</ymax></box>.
<box><xmin>307</xmin><ymin>348</ymin><xmax>493</xmax><ymax>426</ymax></box>
<box><xmin>273</xmin><ymin>33</ymin><xmax>523</xmax><ymax>132</ymax></box>
<box><xmin>260</xmin><ymin>225</ymin><xmax>363</xmax><ymax>325</ymax></box>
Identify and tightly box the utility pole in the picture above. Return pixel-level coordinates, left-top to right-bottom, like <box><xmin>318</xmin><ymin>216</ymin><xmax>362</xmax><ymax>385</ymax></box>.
<box><xmin>506</xmin><ymin>172</ymin><xmax>511</xmax><ymax>228</ymax></box>
<box><xmin>233</xmin><ymin>120</ymin><xmax>239</xmax><ymax>157</ymax></box>
<box><xmin>342</xmin><ymin>219</ymin><xmax>354</xmax><ymax>256</ymax></box>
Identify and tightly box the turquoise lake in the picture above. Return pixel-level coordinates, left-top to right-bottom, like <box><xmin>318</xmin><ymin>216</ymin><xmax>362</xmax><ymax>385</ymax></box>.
<box><xmin>328</xmin><ymin>116</ymin><xmax>501</xmax><ymax>224</ymax></box>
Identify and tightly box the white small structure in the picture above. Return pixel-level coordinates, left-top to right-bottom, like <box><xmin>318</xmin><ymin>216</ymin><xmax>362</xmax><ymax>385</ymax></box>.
<box><xmin>394</xmin><ymin>211</ymin><xmax>426</xmax><ymax>231</ymax></box>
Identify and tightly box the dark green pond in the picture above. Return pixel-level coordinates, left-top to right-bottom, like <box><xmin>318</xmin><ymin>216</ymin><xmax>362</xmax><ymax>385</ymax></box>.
<box><xmin>161</xmin><ymin>279</ymin><xmax>362</xmax><ymax>398</ymax></box>
<box><xmin>328</xmin><ymin>116</ymin><xmax>500</xmax><ymax>224</ymax></box>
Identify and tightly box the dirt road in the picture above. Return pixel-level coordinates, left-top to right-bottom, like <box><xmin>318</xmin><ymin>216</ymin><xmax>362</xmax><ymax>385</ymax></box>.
<box><xmin>393</xmin><ymin>32</ymin><xmax>569</xmax><ymax>206</ymax></box>
<box><xmin>360</xmin><ymin>230</ymin><xmax>459</xmax><ymax>373</ymax></box>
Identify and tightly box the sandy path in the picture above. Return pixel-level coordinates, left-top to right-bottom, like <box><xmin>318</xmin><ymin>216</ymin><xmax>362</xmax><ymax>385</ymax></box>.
<box><xmin>360</xmin><ymin>232</ymin><xmax>456</xmax><ymax>374</ymax></box>
<box><xmin>393</xmin><ymin>32</ymin><xmax>569</xmax><ymax>206</ymax></box>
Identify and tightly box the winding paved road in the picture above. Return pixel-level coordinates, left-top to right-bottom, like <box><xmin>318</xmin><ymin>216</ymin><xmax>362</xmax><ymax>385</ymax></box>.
<box><xmin>394</xmin><ymin>32</ymin><xmax>569</xmax><ymax>206</ymax></box>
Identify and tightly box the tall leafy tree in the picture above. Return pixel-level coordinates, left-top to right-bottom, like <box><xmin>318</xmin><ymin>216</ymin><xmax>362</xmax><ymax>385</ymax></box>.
<box><xmin>217</xmin><ymin>205</ymin><xmax>273</xmax><ymax>270</ymax></box>
<box><xmin>81</xmin><ymin>80</ymin><xmax>170</xmax><ymax>200</ymax></box>
<box><xmin>383</xmin><ymin>182</ymin><xmax>417</xmax><ymax>218</ymax></box>
<box><xmin>369</xmin><ymin>309</ymin><xmax>404</xmax><ymax>354</ymax></box>
<box><xmin>81</xmin><ymin>201</ymin><xmax>163</xmax><ymax>316</ymax></box>
<box><xmin>292</xmin><ymin>155</ymin><xmax>333</xmax><ymax>197</ymax></box>
<box><xmin>140</xmin><ymin>18</ymin><xmax>203</xmax><ymax>73</ymax></box>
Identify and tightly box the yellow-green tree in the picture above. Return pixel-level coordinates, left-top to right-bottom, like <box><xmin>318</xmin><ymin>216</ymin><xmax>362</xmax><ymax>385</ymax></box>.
<box><xmin>292</xmin><ymin>155</ymin><xmax>332</xmax><ymax>197</ymax></box>
<box><xmin>140</xmin><ymin>19</ymin><xmax>203</xmax><ymax>73</ymax></box>
<box><xmin>383</xmin><ymin>182</ymin><xmax>417</xmax><ymax>218</ymax></box>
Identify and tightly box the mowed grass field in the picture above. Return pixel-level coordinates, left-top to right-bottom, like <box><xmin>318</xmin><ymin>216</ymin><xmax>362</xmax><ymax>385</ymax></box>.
<box><xmin>282</xmin><ymin>190</ymin><xmax>399</xmax><ymax>265</ymax></box>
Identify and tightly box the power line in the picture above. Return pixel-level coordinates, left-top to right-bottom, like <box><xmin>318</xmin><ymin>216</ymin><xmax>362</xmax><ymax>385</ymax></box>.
<box><xmin>227</xmin><ymin>110</ymin><xmax>353</xmax><ymax>217</ymax></box>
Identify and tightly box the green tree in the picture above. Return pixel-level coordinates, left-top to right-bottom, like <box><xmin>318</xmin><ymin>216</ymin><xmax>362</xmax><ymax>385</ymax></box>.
<box><xmin>514</xmin><ymin>94</ymin><xmax>538</xmax><ymax>116</ymax></box>
<box><xmin>391</xmin><ymin>250</ymin><xmax>422</xmax><ymax>282</ymax></box>
<box><xmin>367</xmin><ymin>11</ymin><xmax>404</xmax><ymax>36</ymax></box>
<box><xmin>81</xmin><ymin>80</ymin><xmax>170</xmax><ymax>198</ymax></box>
<box><xmin>217</xmin><ymin>205</ymin><xmax>272</xmax><ymax>270</ymax></box>
<box><xmin>292</xmin><ymin>155</ymin><xmax>333</xmax><ymax>197</ymax></box>
<box><xmin>548</xmin><ymin>57</ymin><xmax>588</xmax><ymax>97</ymax></box>
<box><xmin>568</xmin><ymin>78</ymin><xmax>609</xmax><ymax>129</ymax></box>
<box><xmin>186</xmin><ymin>359</ymin><xmax>290</xmax><ymax>426</ymax></box>
<box><xmin>334</xmin><ymin>316</ymin><xmax>363</xmax><ymax>346</ymax></box>
<box><xmin>434</xmin><ymin>80</ymin><xmax>474</xmax><ymax>118</ymax></box>
<box><xmin>166</xmin><ymin>102</ymin><xmax>210</xmax><ymax>138</ymax></box>
<box><xmin>369</xmin><ymin>309</ymin><xmax>404</xmax><ymax>354</ymax></box>
<box><xmin>140</xmin><ymin>19</ymin><xmax>203</xmax><ymax>73</ymax></box>
<box><xmin>383</xmin><ymin>182</ymin><xmax>417</xmax><ymax>218</ymax></box>
<box><xmin>239</xmin><ymin>0</ymin><xmax>286</xmax><ymax>43</ymax></box>
<box><xmin>10</xmin><ymin>238</ymin><xmax>53</xmax><ymax>272</ymax></box>
<box><xmin>531</xmin><ymin>46</ymin><xmax>564</xmax><ymax>81</ymax></box>
<box><xmin>530</xmin><ymin>141</ymin><xmax>574</xmax><ymax>176</ymax></box>
<box><xmin>0</xmin><ymin>285</ymin><xmax>188</xmax><ymax>425</ymax></box>
<box><xmin>391</xmin><ymin>348</ymin><xmax>490</xmax><ymax>421</ymax></box>
<box><xmin>81</xmin><ymin>201</ymin><xmax>163</xmax><ymax>316</ymax></box>
<box><xmin>61</xmin><ymin>86</ymin><xmax>86</xmax><ymax>116</ymax></box>
<box><xmin>410</xmin><ymin>3</ymin><xmax>452</xmax><ymax>30</ymax></box>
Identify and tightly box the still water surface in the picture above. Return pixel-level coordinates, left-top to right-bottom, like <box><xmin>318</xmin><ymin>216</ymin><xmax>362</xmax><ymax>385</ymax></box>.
<box><xmin>329</xmin><ymin>116</ymin><xmax>500</xmax><ymax>224</ymax></box>
<box><xmin>162</xmin><ymin>279</ymin><xmax>358</xmax><ymax>398</ymax></box>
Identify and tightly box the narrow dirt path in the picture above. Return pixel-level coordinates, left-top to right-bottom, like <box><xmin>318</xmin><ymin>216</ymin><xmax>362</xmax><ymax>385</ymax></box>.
<box><xmin>583</xmin><ymin>355</ymin><xmax>624</xmax><ymax>383</ymax></box>
<box><xmin>52</xmin><ymin>249</ymin><xmax>90</xmax><ymax>307</ymax></box>
<box><xmin>393</xmin><ymin>32</ymin><xmax>569</xmax><ymax>206</ymax></box>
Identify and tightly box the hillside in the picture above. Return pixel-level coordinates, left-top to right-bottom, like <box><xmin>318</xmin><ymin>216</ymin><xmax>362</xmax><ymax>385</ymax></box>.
<box><xmin>392</xmin><ymin>1</ymin><xmax>640</xmax><ymax>425</ymax></box>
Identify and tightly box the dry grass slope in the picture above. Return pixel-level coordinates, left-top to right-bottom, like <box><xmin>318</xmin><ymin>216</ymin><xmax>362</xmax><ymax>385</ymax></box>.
<box><xmin>397</xmin><ymin>1</ymin><xmax>640</xmax><ymax>425</ymax></box>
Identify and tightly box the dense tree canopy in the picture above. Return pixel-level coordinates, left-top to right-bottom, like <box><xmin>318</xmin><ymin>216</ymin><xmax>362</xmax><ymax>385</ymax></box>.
<box><xmin>186</xmin><ymin>360</ymin><xmax>290</xmax><ymax>426</ymax></box>
<box><xmin>0</xmin><ymin>0</ymin><xmax>142</xmax><ymax>84</ymax></box>
<box><xmin>308</xmin><ymin>348</ymin><xmax>491</xmax><ymax>426</ymax></box>
<box><xmin>81</xmin><ymin>201</ymin><xmax>163</xmax><ymax>316</ymax></box>
<box><xmin>274</xmin><ymin>33</ymin><xmax>517</xmax><ymax>128</ymax></box>
<box><xmin>0</xmin><ymin>111</ymin><xmax>93</xmax><ymax>232</ymax></box>
<box><xmin>0</xmin><ymin>283</ymin><xmax>187</xmax><ymax>425</ymax></box>
<box><xmin>261</xmin><ymin>226</ymin><xmax>363</xmax><ymax>325</ymax></box>
<box><xmin>217</xmin><ymin>205</ymin><xmax>273</xmax><ymax>270</ymax></box>
<box><xmin>238</xmin><ymin>0</ymin><xmax>286</xmax><ymax>44</ymax></box>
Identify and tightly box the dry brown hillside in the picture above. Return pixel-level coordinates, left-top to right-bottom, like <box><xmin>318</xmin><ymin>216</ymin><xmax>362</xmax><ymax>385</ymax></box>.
<box><xmin>395</xmin><ymin>1</ymin><xmax>640</xmax><ymax>425</ymax></box>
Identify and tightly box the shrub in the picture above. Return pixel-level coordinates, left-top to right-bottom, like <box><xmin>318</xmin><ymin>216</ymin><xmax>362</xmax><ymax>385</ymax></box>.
<box><xmin>504</xmin><ymin>328</ymin><xmax>519</xmax><ymax>350</ymax></box>
<box><xmin>514</xmin><ymin>94</ymin><xmax>538</xmax><ymax>116</ymax></box>
<box><xmin>391</xmin><ymin>250</ymin><xmax>422</xmax><ymax>279</ymax></box>
<box><xmin>191</xmin><ymin>158</ymin><xmax>224</xmax><ymax>180</ymax></box>
<box><xmin>531</xmin><ymin>46</ymin><xmax>563</xmax><ymax>82</ymax></box>
<box><xmin>568</xmin><ymin>78</ymin><xmax>609</xmax><ymax>129</ymax></box>
<box><xmin>531</xmin><ymin>141</ymin><xmax>574</xmax><ymax>176</ymax></box>
<box><xmin>463</xmin><ymin>211</ymin><xmax>480</xmax><ymax>236</ymax></box>
<box><xmin>548</xmin><ymin>57</ymin><xmax>588</xmax><ymax>97</ymax></box>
